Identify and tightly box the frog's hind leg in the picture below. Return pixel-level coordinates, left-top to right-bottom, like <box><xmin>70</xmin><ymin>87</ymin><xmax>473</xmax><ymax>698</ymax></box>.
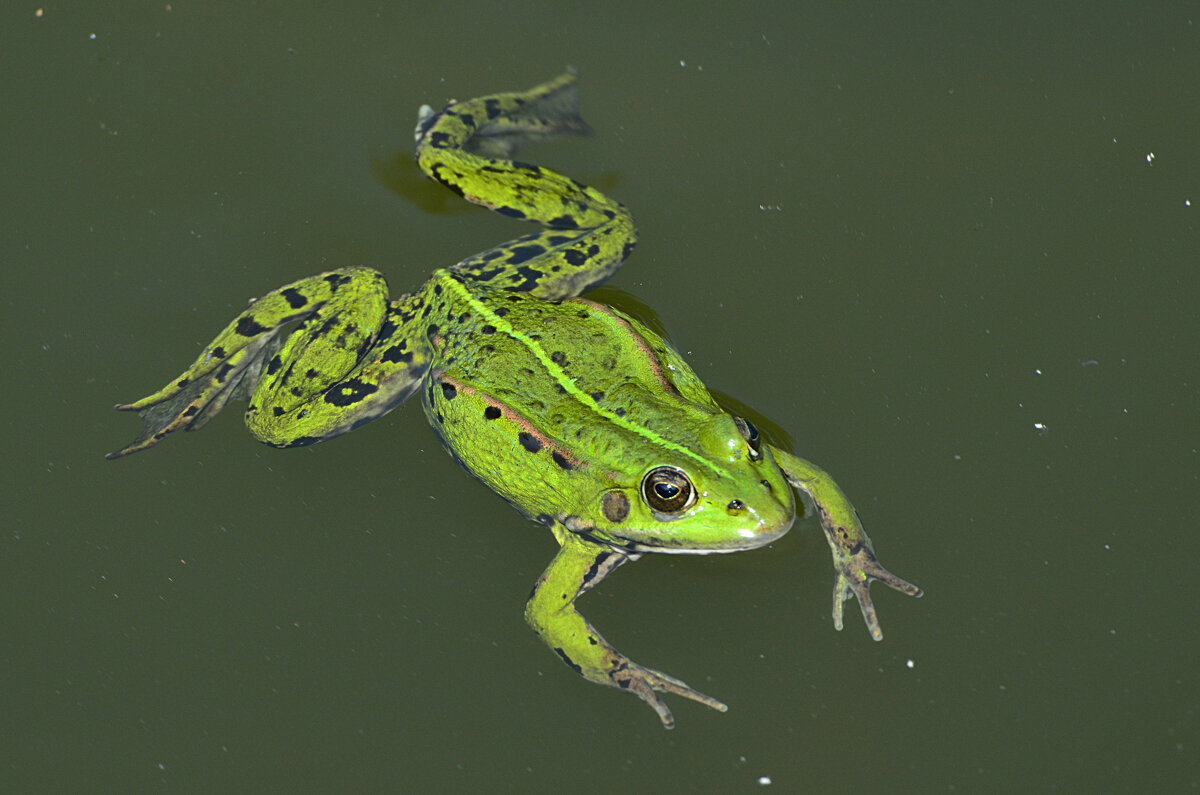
<box><xmin>414</xmin><ymin>71</ymin><xmax>592</xmax><ymax>159</ymax></box>
<box><xmin>415</xmin><ymin>72</ymin><xmax>637</xmax><ymax>301</ymax></box>
<box><xmin>108</xmin><ymin>267</ymin><xmax>430</xmax><ymax>458</ymax></box>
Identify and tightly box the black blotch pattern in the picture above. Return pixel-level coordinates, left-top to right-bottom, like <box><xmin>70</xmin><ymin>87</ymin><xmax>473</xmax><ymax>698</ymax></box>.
<box><xmin>323</xmin><ymin>378</ymin><xmax>379</xmax><ymax>407</ymax></box>
<box><xmin>236</xmin><ymin>316</ymin><xmax>269</xmax><ymax>337</ymax></box>
<box><xmin>281</xmin><ymin>288</ymin><xmax>308</xmax><ymax>309</ymax></box>
<box><xmin>506</xmin><ymin>244</ymin><xmax>546</xmax><ymax>265</ymax></box>
<box><xmin>554</xmin><ymin>648</ymin><xmax>583</xmax><ymax>676</ymax></box>
<box><xmin>518</xmin><ymin>432</ymin><xmax>542</xmax><ymax>453</ymax></box>
<box><xmin>547</xmin><ymin>214</ymin><xmax>579</xmax><ymax>229</ymax></box>
<box><xmin>324</xmin><ymin>272</ymin><xmax>352</xmax><ymax>290</ymax></box>
<box><xmin>376</xmin><ymin>316</ymin><xmax>398</xmax><ymax>342</ymax></box>
<box><xmin>583</xmin><ymin>551</ymin><xmax>613</xmax><ymax>586</ymax></box>
<box><xmin>508</xmin><ymin>266</ymin><xmax>546</xmax><ymax>292</ymax></box>
<box><xmin>381</xmin><ymin>344</ymin><xmax>414</xmax><ymax>364</ymax></box>
<box><xmin>484</xmin><ymin>406</ymin><xmax>502</xmax><ymax>420</ymax></box>
<box><xmin>440</xmin><ymin>382</ymin><xmax>457</xmax><ymax>400</ymax></box>
<box><xmin>430</xmin><ymin>165</ymin><xmax>465</xmax><ymax>197</ymax></box>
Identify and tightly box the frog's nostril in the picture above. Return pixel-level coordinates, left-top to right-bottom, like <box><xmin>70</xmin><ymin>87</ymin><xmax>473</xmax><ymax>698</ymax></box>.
<box><xmin>727</xmin><ymin>499</ymin><xmax>745</xmax><ymax>511</ymax></box>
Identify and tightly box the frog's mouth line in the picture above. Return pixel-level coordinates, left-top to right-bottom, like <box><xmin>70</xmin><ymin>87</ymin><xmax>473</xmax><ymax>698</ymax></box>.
<box><xmin>564</xmin><ymin>513</ymin><xmax>792</xmax><ymax>555</ymax></box>
<box><xmin>622</xmin><ymin>533</ymin><xmax>789</xmax><ymax>555</ymax></box>
<box><xmin>614</xmin><ymin>523</ymin><xmax>793</xmax><ymax>555</ymax></box>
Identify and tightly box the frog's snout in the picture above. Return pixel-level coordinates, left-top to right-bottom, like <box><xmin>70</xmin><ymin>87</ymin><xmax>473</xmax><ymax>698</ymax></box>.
<box><xmin>726</xmin><ymin>495</ymin><xmax>794</xmax><ymax>550</ymax></box>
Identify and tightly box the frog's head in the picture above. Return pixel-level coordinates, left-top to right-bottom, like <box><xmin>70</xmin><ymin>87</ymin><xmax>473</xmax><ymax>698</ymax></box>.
<box><xmin>582</xmin><ymin>414</ymin><xmax>796</xmax><ymax>554</ymax></box>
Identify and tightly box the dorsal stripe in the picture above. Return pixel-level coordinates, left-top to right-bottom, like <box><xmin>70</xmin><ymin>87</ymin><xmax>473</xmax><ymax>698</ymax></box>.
<box><xmin>437</xmin><ymin>271</ymin><xmax>729</xmax><ymax>478</ymax></box>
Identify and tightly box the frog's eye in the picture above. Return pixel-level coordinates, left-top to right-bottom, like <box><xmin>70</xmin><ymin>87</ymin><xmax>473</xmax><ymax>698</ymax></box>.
<box><xmin>641</xmin><ymin>466</ymin><xmax>696</xmax><ymax>516</ymax></box>
<box><xmin>735</xmin><ymin>417</ymin><xmax>762</xmax><ymax>460</ymax></box>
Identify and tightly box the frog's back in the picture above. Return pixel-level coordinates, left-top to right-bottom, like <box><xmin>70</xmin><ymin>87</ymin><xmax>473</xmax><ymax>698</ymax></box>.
<box><xmin>426</xmin><ymin>280</ymin><xmax>721</xmax><ymax>477</ymax></box>
<box><xmin>445</xmin><ymin>280</ymin><xmax>711</xmax><ymax>400</ymax></box>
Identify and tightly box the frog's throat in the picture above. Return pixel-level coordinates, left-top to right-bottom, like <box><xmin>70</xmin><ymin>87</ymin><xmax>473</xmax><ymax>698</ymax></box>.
<box><xmin>436</xmin><ymin>270</ymin><xmax>730</xmax><ymax>479</ymax></box>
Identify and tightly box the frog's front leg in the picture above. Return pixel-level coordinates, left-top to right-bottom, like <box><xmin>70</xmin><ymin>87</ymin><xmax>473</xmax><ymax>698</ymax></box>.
<box><xmin>108</xmin><ymin>266</ymin><xmax>431</xmax><ymax>458</ymax></box>
<box><xmin>525</xmin><ymin>525</ymin><xmax>727</xmax><ymax>729</ymax></box>
<box><xmin>769</xmin><ymin>447</ymin><xmax>923</xmax><ymax>640</ymax></box>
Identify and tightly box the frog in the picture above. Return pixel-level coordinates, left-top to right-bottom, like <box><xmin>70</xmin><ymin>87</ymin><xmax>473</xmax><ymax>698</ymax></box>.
<box><xmin>108</xmin><ymin>72</ymin><xmax>922</xmax><ymax>729</ymax></box>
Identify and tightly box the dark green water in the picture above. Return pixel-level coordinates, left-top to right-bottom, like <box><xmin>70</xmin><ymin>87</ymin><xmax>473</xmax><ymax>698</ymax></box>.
<box><xmin>4</xmin><ymin>2</ymin><xmax>1197</xmax><ymax>790</ymax></box>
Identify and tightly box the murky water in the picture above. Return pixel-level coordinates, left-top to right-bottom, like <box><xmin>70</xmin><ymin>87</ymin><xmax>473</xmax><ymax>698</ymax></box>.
<box><xmin>3</xmin><ymin>2</ymin><xmax>1196</xmax><ymax>790</ymax></box>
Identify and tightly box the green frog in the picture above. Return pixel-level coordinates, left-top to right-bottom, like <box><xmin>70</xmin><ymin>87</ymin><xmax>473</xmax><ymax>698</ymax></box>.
<box><xmin>108</xmin><ymin>73</ymin><xmax>921</xmax><ymax>728</ymax></box>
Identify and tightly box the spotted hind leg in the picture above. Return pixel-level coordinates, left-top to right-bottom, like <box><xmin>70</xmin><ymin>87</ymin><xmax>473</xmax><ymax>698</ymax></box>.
<box><xmin>109</xmin><ymin>267</ymin><xmax>432</xmax><ymax>457</ymax></box>
<box><xmin>414</xmin><ymin>72</ymin><xmax>637</xmax><ymax>300</ymax></box>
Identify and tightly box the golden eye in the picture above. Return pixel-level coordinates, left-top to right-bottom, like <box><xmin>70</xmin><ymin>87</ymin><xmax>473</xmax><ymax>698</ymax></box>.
<box><xmin>641</xmin><ymin>466</ymin><xmax>695</xmax><ymax>515</ymax></box>
<box><xmin>735</xmin><ymin>417</ymin><xmax>762</xmax><ymax>460</ymax></box>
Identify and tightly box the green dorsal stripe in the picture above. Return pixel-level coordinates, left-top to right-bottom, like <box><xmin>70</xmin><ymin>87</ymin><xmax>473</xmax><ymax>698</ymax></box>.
<box><xmin>437</xmin><ymin>271</ymin><xmax>729</xmax><ymax>478</ymax></box>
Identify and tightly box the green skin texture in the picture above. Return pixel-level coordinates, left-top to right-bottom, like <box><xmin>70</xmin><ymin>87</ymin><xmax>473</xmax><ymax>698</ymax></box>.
<box><xmin>109</xmin><ymin>73</ymin><xmax>922</xmax><ymax>729</ymax></box>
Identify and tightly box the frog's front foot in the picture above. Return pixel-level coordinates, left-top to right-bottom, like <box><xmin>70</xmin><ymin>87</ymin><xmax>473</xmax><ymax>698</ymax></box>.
<box><xmin>830</xmin><ymin>542</ymin><xmax>923</xmax><ymax>641</ymax></box>
<box><xmin>610</xmin><ymin>658</ymin><xmax>727</xmax><ymax>730</ymax></box>
<box><xmin>766</xmin><ymin>447</ymin><xmax>922</xmax><ymax>640</ymax></box>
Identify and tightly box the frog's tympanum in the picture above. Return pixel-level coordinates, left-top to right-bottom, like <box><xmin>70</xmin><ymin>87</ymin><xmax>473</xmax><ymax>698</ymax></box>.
<box><xmin>109</xmin><ymin>73</ymin><xmax>921</xmax><ymax>728</ymax></box>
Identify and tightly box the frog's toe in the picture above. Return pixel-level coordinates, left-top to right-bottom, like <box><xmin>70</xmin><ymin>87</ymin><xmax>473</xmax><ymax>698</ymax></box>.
<box><xmin>833</xmin><ymin>556</ymin><xmax>922</xmax><ymax>640</ymax></box>
<box><xmin>613</xmin><ymin>661</ymin><xmax>727</xmax><ymax>729</ymax></box>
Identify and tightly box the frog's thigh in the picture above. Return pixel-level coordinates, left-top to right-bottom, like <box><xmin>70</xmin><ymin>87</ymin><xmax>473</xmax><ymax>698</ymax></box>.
<box><xmin>245</xmin><ymin>282</ymin><xmax>431</xmax><ymax>447</ymax></box>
